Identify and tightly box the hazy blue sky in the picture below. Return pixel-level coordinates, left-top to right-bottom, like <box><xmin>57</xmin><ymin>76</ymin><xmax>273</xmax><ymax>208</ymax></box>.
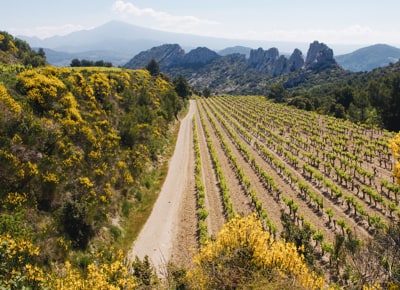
<box><xmin>2</xmin><ymin>0</ymin><xmax>400</xmax><ymax>46</ymax></box>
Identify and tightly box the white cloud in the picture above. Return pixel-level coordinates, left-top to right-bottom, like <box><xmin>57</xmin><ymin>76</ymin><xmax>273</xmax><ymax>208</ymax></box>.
<box><xmin>226</xmin><ymin>25</ymin><xmax>400</xmax><ymax>46</ymax></box>
<box><xmin>10</xmin><ymin>24</ymin><xmax>86</xmax><ymax>39</ymax></box>
<box><xmin>112</xmin><ymin>0</ymin><xmax>218</xmax><ymax>33</ymax></box>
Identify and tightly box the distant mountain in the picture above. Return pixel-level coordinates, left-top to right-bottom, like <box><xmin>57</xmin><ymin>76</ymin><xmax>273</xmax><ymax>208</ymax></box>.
<box><xmin>335</xmin><ymin>44</ymin><xmax>400</xmax><ymax>72</ymax></box>
<box><xmin>19</xmin><ymin>20</ymin><xmax>313</xmax><ymax>67</ymax></box>
<box><xmin>18</xmin><ymin>20</ymin><xmax>398</xmax><ymax>71</ymax></box>
<box><xmin>38</xmin><ymin>48</ymin><xmax>133</xmax><ymax>67</ymax></box>
<box><xmin>125</xmin><ymin>41</ymin><xmax>341</xmax><ymax>94</ymax></box>
<box><xmin>218</xmin><ymin>46</ymin><xmax>252</xmax><ymax>58</ymax></box>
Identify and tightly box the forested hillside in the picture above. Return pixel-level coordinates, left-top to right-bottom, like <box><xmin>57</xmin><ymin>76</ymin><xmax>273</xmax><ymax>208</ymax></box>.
<box><xmin>286</xmin><ymin>61</ymin><xmax>400</xmax><ymax>131</ymax></box>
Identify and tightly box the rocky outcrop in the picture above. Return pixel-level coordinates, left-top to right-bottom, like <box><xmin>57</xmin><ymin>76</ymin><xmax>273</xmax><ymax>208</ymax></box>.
<box><xmin>124</xmin><ymin>43</ymin><xmax>184</xmax><ymax>70</ymax></box>
<box><xmin>245</xmin><ymin>42</ymin><xmax>337</xmax><ymax>75</ymax></box>
<box><xmin>248</xmin><ymin>47</ymin><xmax>281</xmax><ymax>75</ymax></box>
<box><xmin>181</xmin><ymin>47</ymin><xmax>220</xmax><ymax>68</ymax></box>
<box><xmin>304</xmin><ymin>41</ymin><xmax>337</xmax><ymax>72</ymax></box>
<box><xmin>287</xmin><ymin>48</ymin><xmax>304</xmax><ymax>72</ymax></box>
<box><xmin>124</xmin><ymin>44</ymin><xmax>221</xmax><ymax>70</ymax></box>
<box><xmin>248</xmin><ymin>47</ymin><xmax>306</xmax><ymax>76</ymax></box>
<box><xmin>123</xmin><ymin>41</ymin><xmax>342</xmax><ymax>94</ymax></box>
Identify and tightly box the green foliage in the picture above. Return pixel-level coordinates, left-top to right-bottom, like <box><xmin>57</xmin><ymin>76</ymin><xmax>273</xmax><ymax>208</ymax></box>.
<box><xmin>292</xmin><ymin>61</ymin><xmax>400</xmax><ymax>130</ymax></box>
<box><xmin>132</xmin><ymin>255</ymin><xmax>159</xmax><ymax>287</ymax></box>
<box><xmin>70</xmin><ymin>58</ymin><xmax>113</xmax><ymax>67</ymax></box>
<box><xmin>0</xmin><ymin>31</ymin><xmax>46</xmax><ymax>67</ymax></box>
<box><xmin>268</xmin><ymin>82</ymin><xmax>287</xmax><ymax>103</ymax></box>
<box><xmin>288</xmin><ymin>95</ymin><xmax>314</xmax><ymax>110</ymax></box>
<box><xmin>0</xmin><ymin>64</ymin><xmax>183</xmax><ymax>275</ymax></box>
<box><xmin>173</xmin><ymin>75</ymin><xmax>191</xmax><ymax>99</ymax></box>
<box><xmin>280</xmin><ymin>212</ymin><xmax>316</xmax><ymax>267</ymax></box>
<box><xmin>202</xmin><ymin>87</ymin><xmax>211</xmax><ymax>98</ymax></box>
<box><xmin>145</xmin><ymin>58</ymin><xmax>160</xmax><ymax>76</ymax></box>
<box><xmin>61</xmin><ymin>200</ymin><xmax>94</xmax><ymax>250</ymax></box>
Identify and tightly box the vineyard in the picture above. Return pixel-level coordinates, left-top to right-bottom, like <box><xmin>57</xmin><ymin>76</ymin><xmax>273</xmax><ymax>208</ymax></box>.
<box><xmin>173</xmin><ymin>95</ymin><xmax>399</xmax><ymax>284</ymax></box>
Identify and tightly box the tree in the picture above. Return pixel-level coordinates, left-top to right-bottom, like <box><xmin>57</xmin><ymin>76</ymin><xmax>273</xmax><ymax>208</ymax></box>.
<box><xmin>173</xmin><ymin>75</ymin><xmax>191</xmax><ymax>99</ymax></box>
<box><xmin>81</xmin><ymin>59</ymin><xmax>93</xmax><ymax>66</ymax></box>
<box><xmin>202</xmin><ymin>87</ymin><xmax>211</xmax><ymax>98</ymax></box>
<box><xmin>368</xmin><ymin>75</ymin><xmax>400</xmax><ymax>131</ymax></box>
<box><xmin>61</xmin><ymin>200</ymin><xmax>94</xmax><ymax>250</ymax></box>
<box><xmin>37</xmin><ymin>47</ymin><xmax>45</xmax><ymax>58</ymax></box>
<box><xmin>145</xmin><ymin>58</ymin><xmax>160</xmax><ymax>76</ymax></box>
<box><xmin>94</xmin><ymin>60</ymin><xmax>105</xmax><ymax>67</ymax></box>
<box><xmin>334</xmin><ymin>85</ymin><xmax>354</xmax><ymax>109</ymax></box>
<box><xmin>330</xmin><ymin>103</ymin><xmax>346</xmax><ymax>119</ymax></box>
<box><xmin>267</xmin><ymin>83</ymin><xmax>287</xmax><ymax>103</ymax></box>
<box><xmin>280</xmin><ymin>212</ymin><xmax>316</xmax><ymax>267</ymax></box>
<box><xmin>70</xmin><ymin>58</ymin><xmax>81</xmax><ymax>67</ymax></box>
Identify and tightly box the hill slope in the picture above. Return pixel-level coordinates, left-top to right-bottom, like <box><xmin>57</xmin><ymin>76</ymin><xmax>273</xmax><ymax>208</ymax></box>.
<box><xmin>336</xmin><ymin>44</ymin><xmax>400</xmax><ymax>71</ymax></box>
<box><xmin>0</xmin><ymin>31</ymin><xmax>46</xmax><ymax>66</ymax></box>
<box><xmin>0</xmin><ymin>63</ymin><xmax>185</xmax><ymax>286</ymax></box>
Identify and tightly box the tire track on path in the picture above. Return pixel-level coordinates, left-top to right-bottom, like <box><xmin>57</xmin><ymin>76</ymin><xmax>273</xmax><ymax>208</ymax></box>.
<box><xmin>129</xmin><ymin>100</ymin><xmax>196</xmax><ymax>276</ymax></box>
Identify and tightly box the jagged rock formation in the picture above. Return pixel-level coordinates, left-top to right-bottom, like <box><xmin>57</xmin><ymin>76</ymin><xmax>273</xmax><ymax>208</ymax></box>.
<box><xmin>247</xmin><ymin>47</ymin><xmax>291</xmax><ymax>76</ymax></box>
<box><xmin>288</xmin><ymin>48</ymin><xmax>305</xmax><ymax>72</ymax></box>
<box><xmin>124</xmin><ymin>41</ymin><xmax>337</xmax><ymax>74</ymax></box>
<box><xmin>248</xmin><ymin>47</ymin><xmax>280</xmax><ymax>74</ymax></box>
<box><xmin>304</xmin><ymin>41</ymin><xmax>337</xmax><ymax>72</ymax></box>
<box><xmin>124</xmin><ymin>41</ymin><xmax>342</xmax><ymax>94</ymax></box>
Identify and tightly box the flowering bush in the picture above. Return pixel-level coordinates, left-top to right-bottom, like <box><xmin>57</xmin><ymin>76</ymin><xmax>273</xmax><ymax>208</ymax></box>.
<box><xmin>390</xmin><ymin>132</ymin><xmax>400</xmax><ymax>185</ymax></box>
<box><xmin>188</xmin><ymin>214</ymin><xmax>324</xmax><ymax>289</ymax></box>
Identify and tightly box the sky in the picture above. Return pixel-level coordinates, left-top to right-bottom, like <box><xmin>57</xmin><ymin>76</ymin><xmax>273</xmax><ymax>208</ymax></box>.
<box><xmin>2</xmin><ymin>0</ymin><xmax>400</xmax><ymax>48</ymax></box>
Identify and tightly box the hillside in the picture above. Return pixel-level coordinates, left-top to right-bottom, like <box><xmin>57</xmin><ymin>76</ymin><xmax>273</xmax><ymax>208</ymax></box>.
<box><xmin>0</xmin><ymin>31</ymin><xmax>46</xmax><ymax>67</ymax></box>
<box><xmin>0</xmin><ymin>52</ymin><xmax>186</xmax><ymax>286</ymax></box>
<box><xmin>218</xmin><ymin>46</ymin><xmax>252</xmax><ymax>58</ymax></box>
<box><xmin>288</xmin><ymin>59</ymin><xmax>400</xmax><ymax>131</ymax></box>
<box><xmin>336</xmin><ymin>44</ymin><xmax>400</xmax><ymax>71</ymax></box>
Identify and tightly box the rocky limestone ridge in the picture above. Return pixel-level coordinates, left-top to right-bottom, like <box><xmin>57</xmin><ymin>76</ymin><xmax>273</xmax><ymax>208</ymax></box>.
<box><xmin>124</xmin><ymin>41</ymin><xmax>338</xmax><ymax>77</ymax></box>
<box><xmin>246</xmin><ymin>42</ymin><xmax>336</xmax><ymax>75</ymax></box>
<box><xmin>288</xmin><ymin>48</ymin><xmax>305</xmax><ymax>72</ymax></box>
<box><xmin>304</xmin><ymin>41</ymin><xmax>337</xmax><ymax>72</ymax></box>
<box><xmin>248</xmin><ymin>47</ymin><xmax>280</xmax><ymax>75</ymax></box>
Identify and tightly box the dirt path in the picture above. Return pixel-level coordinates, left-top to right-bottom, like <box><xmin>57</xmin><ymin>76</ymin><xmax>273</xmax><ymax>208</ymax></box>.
<box><xmin>129</xmin><ymin>100</ymin><xmax>196</xmax><ymax>276</ymax></box>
